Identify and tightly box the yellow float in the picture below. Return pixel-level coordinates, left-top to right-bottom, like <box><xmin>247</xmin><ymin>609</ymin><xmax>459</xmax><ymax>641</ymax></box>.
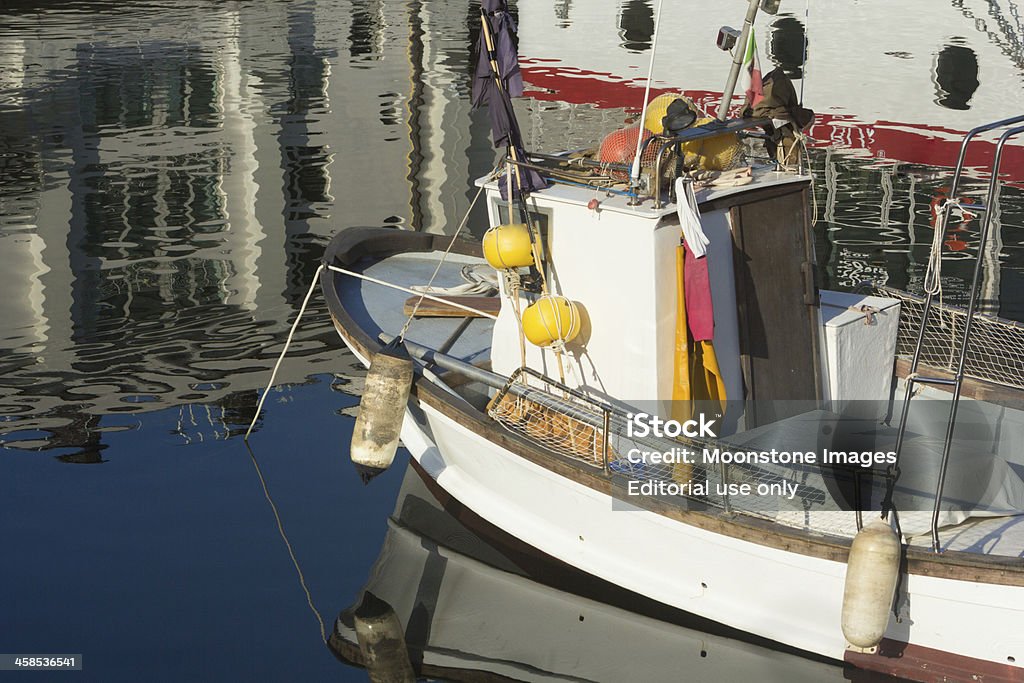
<box><xmin>483</xmin><ymin>222</ymin><xmax>535</xmax><ymax>269</ymax></box>
<box><xmin>522</xmin><ymin>295</ymin><xmax>581</xmax><ymax>347</ymax></box>
<box><xmin>681</xmin><ymin>117</ymin><xmax>741</xmax><ymax>171</ymax></box>
<box><xmin>641</xmin><ymin>94</ymin><xmax>740</xmax><ymax>171</ymax></box>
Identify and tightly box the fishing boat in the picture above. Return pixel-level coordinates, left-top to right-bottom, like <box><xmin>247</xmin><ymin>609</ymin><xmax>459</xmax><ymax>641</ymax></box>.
<box><xmin>319</xmin><ymin>1</ymin><xmax>1024</xmax><ymax>680</ymax></box>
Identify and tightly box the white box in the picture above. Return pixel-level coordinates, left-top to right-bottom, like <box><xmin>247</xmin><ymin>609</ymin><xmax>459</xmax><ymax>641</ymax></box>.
<box><xmin>818</xmin><ymin>290</ymin><xmax>902</xmax><ymax>406</ymax></box>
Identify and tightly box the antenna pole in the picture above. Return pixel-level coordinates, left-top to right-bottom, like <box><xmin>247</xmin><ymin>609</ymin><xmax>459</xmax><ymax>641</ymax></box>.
<box><xmin>799</xmin><ymin>0</ymin><xmax>809</xmax><ymax>104</ymax></box>
<box><xmin>717</xmin><ymin>0</ymin><xmax>761</xmax><ymax>121</ymax></box>
<box><xmin>630</xmin><ymin>0</ymin><xmax>665</xmax><ymax>186</ymax></box>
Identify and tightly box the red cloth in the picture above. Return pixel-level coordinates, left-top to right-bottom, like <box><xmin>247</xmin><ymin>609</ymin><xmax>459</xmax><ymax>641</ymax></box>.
<box><xmin>684</xmin><ymin>244</ymin><xmax>714</xmax><ymax>342</ymax></box>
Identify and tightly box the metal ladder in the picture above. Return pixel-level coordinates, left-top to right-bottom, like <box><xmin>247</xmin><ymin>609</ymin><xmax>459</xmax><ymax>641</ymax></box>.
<box><xmin>890</xmin><ymin>115</ymin><xmax>1024</xmax><ymax>553</ymax></box>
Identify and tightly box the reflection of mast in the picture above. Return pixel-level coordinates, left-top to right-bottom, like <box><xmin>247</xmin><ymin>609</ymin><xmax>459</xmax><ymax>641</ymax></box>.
<box><xmin>280</xmin><ymin>1</ymin><xmax>333</xmax><ymax>301</ymax></box>
<box><xmin>0</xmin><ymin>35</ymin><xmax>26</xmax><ymax>104</ymax></box>
<box><xmin>554</xmin><ymin>0</ymin><xmax>573</xmax><ymax>26</ymax></box>
<box><xmin>416</xmin><ymin>1</ymin><xmax>483</xmax><ymax>235</ymax></box>
<box><xmin>214</xmin><ymin>10</ymin><xmax>264</xmax><ymax>311</ymax></box>
<box><xmin>0</xmin><ymin>61</ymin><xmax>48</xmax><ymax>349</ymax></box>
<box><xmin>880</xmin><ymin>165</ymin><xmax>894</xmax><ymax>233</ymax></box>
<box><xmin>406</xmin><ymin>0</ymin><xmax>426</xmax><ymax>232</ymax></box>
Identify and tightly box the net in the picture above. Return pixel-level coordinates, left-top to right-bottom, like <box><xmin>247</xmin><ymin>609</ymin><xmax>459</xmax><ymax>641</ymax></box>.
<box><xmin>875</xmin><ymin>285</ymin><xmax>1024</xmax><ymax>390</ymax></box>
<box><xmin>597</xmin><ymin>124</ymin><xmax>658</xmax><ymax>180</ymax></box>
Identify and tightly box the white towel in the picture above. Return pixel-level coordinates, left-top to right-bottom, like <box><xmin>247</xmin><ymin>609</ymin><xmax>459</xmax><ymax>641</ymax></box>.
<box><xmin>675</xmin><ymin>177</ymin><xmax>709</xmax><ymax>257</ymax></box>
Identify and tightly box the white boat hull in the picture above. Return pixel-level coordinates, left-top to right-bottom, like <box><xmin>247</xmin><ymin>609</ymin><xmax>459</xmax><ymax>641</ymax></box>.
<box><xmin>345</xmin><ymin>336</ymin><xmax>1024</xmax><ymax>681</ymax></box>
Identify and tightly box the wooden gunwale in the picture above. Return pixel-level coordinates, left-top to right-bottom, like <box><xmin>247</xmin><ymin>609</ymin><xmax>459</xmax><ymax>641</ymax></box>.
<box><xmin>320</xmin><ymin>223</ymin><xmax>1024</xmax><ymax>587</ymax></box>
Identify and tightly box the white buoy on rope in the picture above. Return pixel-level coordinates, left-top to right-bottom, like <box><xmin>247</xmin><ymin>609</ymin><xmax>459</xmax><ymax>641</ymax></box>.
<box><xmin>841</xmin><ymin>518</ymin><xmax>901</xmax><ymax>650</ymax></box>
<box><xmin>352</xmin><ymin>592</ymin><xmax>416</xmax><ymax>683</ymax></box>
<box><xmin>350</xmin><ymin>339</ymin><xmax>414</xmax><ymax>484</ymax></box>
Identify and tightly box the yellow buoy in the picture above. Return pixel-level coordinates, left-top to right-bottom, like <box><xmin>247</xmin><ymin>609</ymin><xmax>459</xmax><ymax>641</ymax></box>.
<box><xmin>643</xmin><ymin>94</ymin><xmax>682</xmax><ymax>135</ymax></box>
<box><xmin>350</xmin><ymin>342</ymin><xmax>414</xmax><ymax>483</ymax></box>
<box><xmin>681</xmin><ymin>117</ymin><xmax>741</xmax><ymax>171</ymax></box>
<box><xmin>482</xmin><ymin>223</ymin><xmax>535</xmax><ymax>270</ymax></box>
<box><xmin>522</xmin><ymin>296</ymin><xmax>581</xmax><ymax>347</ymax></box>
<box><xmin>643</xmin><ymin>93</ymin><xmax>700</xmax><ymax>136</ymax></box>
<box><xmin>841</xmin><ymin>519</ymin><xmax>901</xmax><ymax>650</ymax></box>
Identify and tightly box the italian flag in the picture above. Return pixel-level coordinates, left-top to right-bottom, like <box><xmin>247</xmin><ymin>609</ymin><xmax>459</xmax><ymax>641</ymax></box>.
<box><xmin>738</xmin><ymin>31</ymin><xmax>764</xmax><ymax>107</ymax></box>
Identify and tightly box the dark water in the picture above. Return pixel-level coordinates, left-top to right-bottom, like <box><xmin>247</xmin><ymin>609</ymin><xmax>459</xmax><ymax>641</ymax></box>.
<box><xmin>0</xmin><ymin>0</ymin><xmax>1022</xmax><ymax>680</ymax></box>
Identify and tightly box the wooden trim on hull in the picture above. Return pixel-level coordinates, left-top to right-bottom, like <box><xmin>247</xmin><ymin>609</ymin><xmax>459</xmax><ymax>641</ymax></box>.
<box><xmin>894</xmin><ymin>357</ymin><xmax>1024</xmax><ymax>407</ymax></box>
<box><xmin>845</xmin><ymin>638</ymin><xmax>1024</xmax><ymax>683</ymax></box>
<box><xmin>322</xmin><ymin>227</ymin><xmax>1024</xmax><ymax>590</ymax></box>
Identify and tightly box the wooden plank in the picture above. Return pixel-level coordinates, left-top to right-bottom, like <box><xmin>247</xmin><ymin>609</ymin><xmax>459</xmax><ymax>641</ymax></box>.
<box><xmin>894</xmin><ymin>357</ymin><xmax>1024</xmax><ymax>408</ymax></box>
<box><xmin>403</xmin><ymin>295</ymin><xmax>501</xmax><ymax>318</ymax></box>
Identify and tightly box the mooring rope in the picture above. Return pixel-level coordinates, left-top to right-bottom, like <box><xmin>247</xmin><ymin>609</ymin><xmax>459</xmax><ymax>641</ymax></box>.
<box><xmin>245</xmin><ymin>167</ymin><xmax>498</xmax><ymax>440</ymax></box>
<box><xmin>245</xmin><ymin>263</ymin><xmax>325</xmax><ymax>441</ymax></box>
<box><xmin>245</xmin><ymin>441</ymin><xmax>328</xmax><ymax>644</ymax></box>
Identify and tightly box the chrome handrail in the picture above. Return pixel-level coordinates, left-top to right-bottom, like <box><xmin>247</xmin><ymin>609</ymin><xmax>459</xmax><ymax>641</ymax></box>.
<box><xmin>928</xmin><ymin>123</ymin><xmax>1024</xmax><ymax>552</ymax></box>
<box><xmin>887</xmin><ymin>115</ymin><xmax>1024</xmax><ymax>552</ymax></box>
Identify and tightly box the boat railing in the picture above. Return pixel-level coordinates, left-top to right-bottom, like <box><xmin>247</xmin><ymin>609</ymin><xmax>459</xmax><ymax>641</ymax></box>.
<box><xmin>890</xmin><ymin>115</ymin><xmax>1024</xmax><ymax>552</ymax></box>
<box><xmin>873</xmin><ymin>285</ymin><xmax>1024</xmax><ymax>391</ymax></box>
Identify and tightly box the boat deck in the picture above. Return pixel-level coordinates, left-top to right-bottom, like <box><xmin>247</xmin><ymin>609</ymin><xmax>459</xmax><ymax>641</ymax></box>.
<box><xmin>334</xmin><ymin>249</ymin><xmax>494</xmax><ymax>366</ymax></box>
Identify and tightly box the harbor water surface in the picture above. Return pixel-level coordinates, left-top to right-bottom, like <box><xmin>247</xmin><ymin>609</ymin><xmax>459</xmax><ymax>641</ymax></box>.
<box><xmin>1</xmin><ymin>0</ymin><xmax>1023</xmax><ymax>680</ymax></box>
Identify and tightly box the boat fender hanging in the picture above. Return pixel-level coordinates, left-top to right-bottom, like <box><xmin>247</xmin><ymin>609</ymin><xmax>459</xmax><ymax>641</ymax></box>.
<box><xmin>841</xmin><ymin>519</ymin><xmax>900</xmax><ymax>650</ymax></box>
<box><xmin>522</xmin><ymin>295</ymin><xmax>581</xmax><ymax>347</ymax></box>
<box><xmin>483</xmin><ymin>223</ymin><xmax>535</xmax><ymax>270</ymax></box>
<box><xmin>350</xmin><ymin>339</ymin><xmax>413</xmax><ymax>484</ymax></box>
<box><xmin>352</xmin><ymin>591</ymin><xmax>416</xmax><ymax>682</ymax></box>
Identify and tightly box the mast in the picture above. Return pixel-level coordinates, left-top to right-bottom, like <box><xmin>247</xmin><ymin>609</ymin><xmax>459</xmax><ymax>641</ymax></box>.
<box><xmin>717</xmin><ymin>0</ymin><xmax>761</xmax><ymax>121</ymax></box>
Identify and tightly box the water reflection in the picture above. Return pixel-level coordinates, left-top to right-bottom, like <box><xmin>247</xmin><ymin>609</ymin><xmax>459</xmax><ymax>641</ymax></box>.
<box><xmin>331</xmin><ymin>464</ymin><xmax>901</xmax><ymax>681</ymax></box>
<box><xmin>0</xmin><ymin>0</ymin><xmax>490</xmax><ymax>455</ymax></box>
<box><xmin>618</xmin><ymin>0</ymin><xmax>654</xmax><ymax>52</ymax></box>
<box><xmin>769</xmin><ymin>15</ymin><xmax>806</xmax><ymax>79</ymax></box>
<box><xmin>349</xmin><ymin>0</ymin><xmax>386</xmax><ymax>62</ymax></box>
<box><xmin>0</xmin><ymin>0</ymin><xmax>1023</xmax><ymax>456</ymax></box>
<box><xmin>933</xmin><ymin>41</ymin><xmax>980</xmax><ymax>110</ymax></box>
<box><xmin>554</xmin><ymin>0</ymin><xmax>573</xmax><ymax>28</ymax></box>
<box><xmin>952</xmin><ymin>0</ymin><xmax>1024</xmax><ymax>74</ymax></box>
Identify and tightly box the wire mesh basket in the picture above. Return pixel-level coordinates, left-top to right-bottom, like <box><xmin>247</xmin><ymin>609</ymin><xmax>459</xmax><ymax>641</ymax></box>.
<box><xmin>487</xmin><ymin>367</ymin><xmax>612</xmax><ymax>468</ymax></box>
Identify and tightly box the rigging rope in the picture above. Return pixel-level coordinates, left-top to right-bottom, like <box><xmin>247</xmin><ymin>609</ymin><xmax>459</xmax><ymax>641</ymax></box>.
<box><xmin>398</xmin><ymin>172</ymin><xmax>494</xmax><ymax>339</ymax></box>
